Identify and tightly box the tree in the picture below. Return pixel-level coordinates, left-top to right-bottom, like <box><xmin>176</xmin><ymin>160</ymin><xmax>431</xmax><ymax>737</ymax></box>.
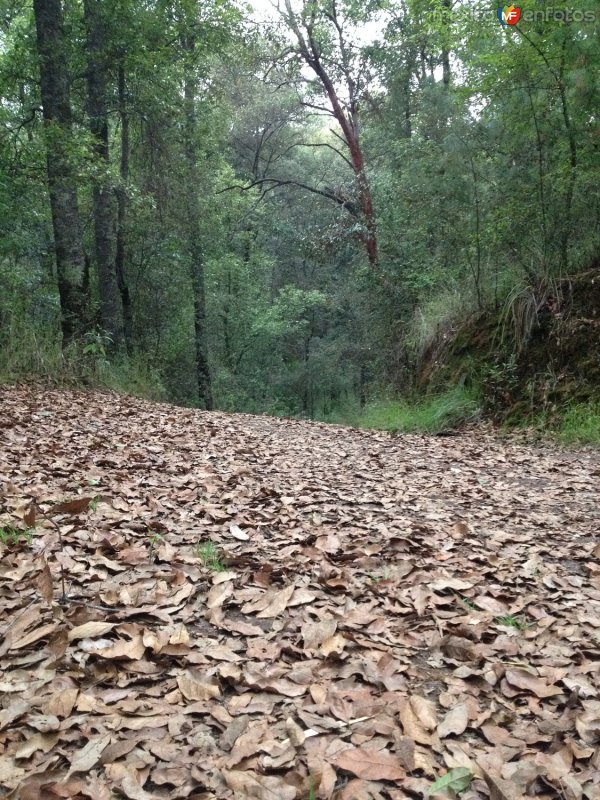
<box><xmin>279</xmin><ymin>0</ymin><xmax>380</xmax><ymax>272</ymax></box>
<box><xmin>32</xmin><ymin>0</ymin><xmax>86</xmax><ymax>345</ymax></box>
<box><xmin>84</xmin><ymin>0</ymin><xmax>124</xmax><ymax>351</ymax></box>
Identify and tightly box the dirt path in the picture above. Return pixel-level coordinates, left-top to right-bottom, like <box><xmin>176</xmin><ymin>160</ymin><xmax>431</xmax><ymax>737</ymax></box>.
<box><xmin>1</xmin><ymin>387</ymin><xmax>599</xmax><ymax>799</ymax></box>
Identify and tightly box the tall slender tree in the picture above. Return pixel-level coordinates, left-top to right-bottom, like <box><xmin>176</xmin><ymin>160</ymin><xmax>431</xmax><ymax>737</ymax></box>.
<box><xmin>32</xmin><ymin>0</ymin><xmax>86</xmax><ymax>345</ymax></box>
<box><xmin>181</xmin><ymin>28</ymin><xmax>213</xmax><ymax>409</ymax></box>
<box><xmin>84</xmin><ymin>0</ymin><xmax>124</xmax><ymax>351</ymax></box>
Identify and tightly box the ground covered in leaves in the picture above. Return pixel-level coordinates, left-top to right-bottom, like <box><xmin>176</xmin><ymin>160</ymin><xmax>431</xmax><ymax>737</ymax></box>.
<box><xmin>0</xmin><ymin>386</ymin><xmax>599</xmax><ymax>800</ymax></box>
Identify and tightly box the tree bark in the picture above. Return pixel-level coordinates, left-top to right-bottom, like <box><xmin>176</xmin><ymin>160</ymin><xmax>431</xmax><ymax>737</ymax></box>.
<box><xmin>183</xmin><ymin>35</ymin><xmax>213</xmax><ymax>410</ymax></box>
<box><xmin>115</xmin><ymin>60</ymin><xmax>134</xmax><ymax>353</ymax></box>
<box><xmin>33</xmin><ymin>0</ymin><xmax>86</xmax><ymax>346</ymax></box>
<box><xmin>84</xmin><ymin>0</ymin><xmax>124</xmax><ymax>351</ymax></box>
<box><xmin>441</xmin><ymin>0</ymin><xmax>451</xmax><ymax>88</ymax></box>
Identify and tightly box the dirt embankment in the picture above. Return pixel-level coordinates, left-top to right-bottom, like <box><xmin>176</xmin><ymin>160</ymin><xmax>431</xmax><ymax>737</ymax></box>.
<box><xmin>417</xmin><ymin>268</ymin><xmax>600</xmax><ymax>417</ymax></box>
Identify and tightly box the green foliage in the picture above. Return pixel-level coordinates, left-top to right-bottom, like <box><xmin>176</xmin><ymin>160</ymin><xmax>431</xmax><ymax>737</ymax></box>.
<box><xmin>0</xmin><ymin>318</ymin><xmax>165</xmax><ymax>400</ymax></box>
<box><xmin>427</xmin><ymin>767</ymin><xmax>472</xmax><ymax>796</ymax></box>
<box><xmin>0</xmin><ymin>0</ymin><xmax>598</xmax><ymax>419</ymax></box>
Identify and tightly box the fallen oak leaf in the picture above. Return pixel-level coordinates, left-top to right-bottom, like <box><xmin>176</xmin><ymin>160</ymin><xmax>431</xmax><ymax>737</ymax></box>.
<box><xmin>67</xmin><ymin>733</ymin><xmax>111</xmax><ymax>775</ymax></box>
<box><xmin>504</xmin><ymin>668</ymin><xmax>562</xmax><ymax>698</ymax></box>
<box><xmin>51</xmin><ymin>497</ymin><xmax>94</xmax><ymax>515</ymax></box>
<box><xmin>437</xmin><ymin>704</ymin><xmax>469</xmax><ymax>738</ymax></box>
<box><xmin>67</xmin><ymin>621</ymin><xmax>115</xmax><ymax>642</ymax></box>
<box><xmin>222</xmin><ymin>769</ymin><xmax>297</xmax><ymax>799</ymax></box>
<box><xmin>331</xmin><ymin>746</ymin><xmax>405</xmax><ymax>781</ymax></box>
<box><xmin>37</xmin><ymin>558</ymin><xmax>53</xmax><ymax>604</ymax></box>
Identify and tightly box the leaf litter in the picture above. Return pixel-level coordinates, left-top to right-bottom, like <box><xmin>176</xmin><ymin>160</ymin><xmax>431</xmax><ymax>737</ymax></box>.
<box><xmin>0</xmin><ymin>385</ymin><xmax>599</xmax><ymax>799</ymax></box>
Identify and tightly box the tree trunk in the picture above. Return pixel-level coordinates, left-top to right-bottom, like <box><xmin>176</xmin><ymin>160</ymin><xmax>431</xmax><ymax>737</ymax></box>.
<box><xmin>84</xmin><ymin>0</ymin><xmax>123</xmax><ymax>352</ymax></box>
<box><xmin>33</xmin><ymin>0</ymin><xmax>86</xmax><ymax>346</ymax></box>
<box><xmin>183</xmin><ymin>36</ymin><xmax>213</xmax><ymax>410</ymax></box>
<box><xmin>115</xmin><ymin>60</ymin><xmax>134</xmax><ymax>353</ymax></box>
<box><xmin>441</xmin><ymin>0</ymin><xmax>451</xmax><ymax>88</ymax></box>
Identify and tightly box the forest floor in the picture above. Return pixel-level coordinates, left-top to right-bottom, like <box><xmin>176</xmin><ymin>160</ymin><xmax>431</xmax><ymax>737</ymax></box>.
<box><xmin>0</xmin><ymin>386</ymin><xmax>599</xmax><ymax>800</ymax></box>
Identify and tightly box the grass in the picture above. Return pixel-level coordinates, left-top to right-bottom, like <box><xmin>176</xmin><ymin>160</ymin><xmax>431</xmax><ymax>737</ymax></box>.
<box><xmin>0</xmin><ymin>526</ymin><xmax>34</xmax><ymax>548</ymax></box>
<box><xmin>0</xmin><ymin>323</ymin><xmax>166</xmax><ymax>402</ymax></box>
<box><xmin>495</xmin><ymin>614</ymin><xmax>529</xmax><ymax>631</ymax></box>
<box><xmin>367</xmin><ymin>568</ymin><xmax>392</xmax><ymax>584</ymax></box>
<box><xmin>196</xmin><ymin>541</ymin><xmax>226</xmax><ymax>572</ymax></box>
<box><xmin>459</xmin><ymin>595</ymin><xmax>478</xmax><ymax>611</ymax></box>
<box><xmin>322</xmin><ymin>386</ymin><xmax>481</xmax><ymax>434</ymax></box>
<box><xmin>556</xmin><ymin>401</ymin><xmax>600</xmax><ymax>445</ymax></box>
<box><xmin>148</xmin><ymin>532</ymin><xmax>164</xmax><ymax>562</ymax></box>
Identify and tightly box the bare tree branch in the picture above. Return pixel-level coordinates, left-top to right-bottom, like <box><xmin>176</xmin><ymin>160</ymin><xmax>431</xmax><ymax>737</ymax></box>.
<box><xmin>218</xmin><ymin>176</ymin><xmax>360</xmax><ymax>215</ymax></box>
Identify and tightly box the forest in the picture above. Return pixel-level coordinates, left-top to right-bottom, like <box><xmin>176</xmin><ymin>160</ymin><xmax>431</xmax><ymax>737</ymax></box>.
<box><xmin>0</xmin><ymin>0</ymin><xmax>599</xmax><ymax>436</ymax></box>
<box><xmin>1</xmin><ymin>4</ymin><xmax>600</xmax><ymax>796</ymax></box>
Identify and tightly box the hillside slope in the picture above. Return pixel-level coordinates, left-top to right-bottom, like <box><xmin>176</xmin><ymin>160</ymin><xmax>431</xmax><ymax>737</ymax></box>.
<box><xmin>417</xmin><ymin>269</ymin><xmax>600</xmax><ymax>422</ymax></box>
<box><xmin>0</xmin><ymin>387</ymin><xmax>599</xmax><ymax>799</ymax></box>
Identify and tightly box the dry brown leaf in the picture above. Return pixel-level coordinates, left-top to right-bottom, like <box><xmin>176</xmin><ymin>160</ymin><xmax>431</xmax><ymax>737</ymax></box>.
<box><xmin>68</xmin><ymin>733</ymin><xmax>111</xmax><ymax>775</ymax></box>
<box><xmin>331</xmin><ymin>746</ymin><xmax>405</xmax><ymax>781</ymax></box>
<box><xmin>51</xmin><ymin>496</ymin><xmax>94</xmax><ymax>515</ymax></box>
<box><xmin>68</xmin><ymin>621</ymin><xmax>115</xmax><ymax>641</ymax></box>
<box><xmin>38</xmin><ymin>558</ymin><xmax>53</xmax><ymax>604</ymax></box>
<box><xmin>504</xmin><ymin>668</ymin><xmax>562</xmax><ymax>698</ymax></box>
<box><xmin>438</xmin><ymin>704</ymin><xmax>469</xmax><ymax>738</ymax></box>
<box><xmin>1</xmin><ymin>386</ymin><xmax>598</xmax><ymax>800</ymax></box>
<box><xmin>222</xmin><ymin>769</ymin><xmax>297</xmax><ymax>798</ymax></box>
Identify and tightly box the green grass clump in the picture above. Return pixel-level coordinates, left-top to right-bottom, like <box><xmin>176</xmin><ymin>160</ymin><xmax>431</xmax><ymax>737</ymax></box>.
<box><xmin>196</xmin><ymin>541</ymin><xmax>226</xmax><ymax>572</ymax></box>
<box><xmin>350</xmin><ymin>386</ymin><xmax>481</xmax><ymax>434</ymax></box>
<box><xmin>495</xmin><ymin>614</ymin><xmax>529</xmax><ymax>631</ymax></box>
<box><xmin>0</xmin><ymin>526</ymin><xmax>34</xmax><ymax>548</ymax></box>
<box><xmin>557</xmin><ymin>401</ymin><xmax>600</xmax><ymax>445</ymax></box>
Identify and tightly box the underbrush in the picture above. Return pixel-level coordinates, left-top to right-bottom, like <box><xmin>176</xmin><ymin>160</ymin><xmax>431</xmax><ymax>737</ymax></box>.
<box><xmin>0</xmin><ymin>326</ymin><xmax>166</xmax><ymax>401</ymax></box>
<box><xmin>321</xmin><ymin>386</ymin><xmax>482</xmax><ymax>433</ymax></box>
